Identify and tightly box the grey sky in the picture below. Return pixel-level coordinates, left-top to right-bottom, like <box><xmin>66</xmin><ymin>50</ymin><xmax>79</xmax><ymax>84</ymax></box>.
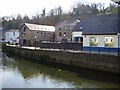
<box><xmin>0</xmin><ymin>0</ymin><xmax>113</xmax><ymax>17</ymax></box>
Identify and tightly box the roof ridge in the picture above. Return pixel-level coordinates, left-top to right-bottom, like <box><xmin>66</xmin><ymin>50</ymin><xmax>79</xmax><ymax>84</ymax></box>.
<box><xmin>24</xmin><ymin>23</ymin><xmax>55</xmax><ymax>32</ymax></box>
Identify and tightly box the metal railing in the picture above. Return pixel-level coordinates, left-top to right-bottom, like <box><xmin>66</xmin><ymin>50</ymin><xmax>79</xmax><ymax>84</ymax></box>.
<box><xmin>5</xmin><ymin>41</ymin><xmax>120</xmax><ymax>56</ymax></box>
<box><xmin>39</xmin><ymin>42</ymin><xmax>83</xmax><ymax>51</ymax></box>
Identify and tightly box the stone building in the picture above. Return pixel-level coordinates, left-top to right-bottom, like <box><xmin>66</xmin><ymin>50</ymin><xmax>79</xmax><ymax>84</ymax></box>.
<box><xmin>55</xmin><ymin>19</ymin><xmax>80</xmax><ymax>42</ymax></box>
<box><xmin>19</xmin><ymin>23</ymin><xmax>55</xmax><ymax>46</ymax></box>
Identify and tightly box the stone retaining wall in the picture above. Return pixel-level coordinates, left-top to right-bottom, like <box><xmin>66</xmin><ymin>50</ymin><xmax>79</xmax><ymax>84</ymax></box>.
<box><xmin>2</xmin><ymin>45</ymin><xmax>120</xmax><ymax>74</ymax></box>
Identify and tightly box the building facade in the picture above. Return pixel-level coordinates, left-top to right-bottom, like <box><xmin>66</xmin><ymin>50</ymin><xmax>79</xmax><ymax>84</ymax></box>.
<box><xmin>19</xmin><ymin>23</ymin><xmax>55</xmax><ymax>46</ymax></box>
<box><xmin>55</xmin><ymin>19</ymin><xmax>80</xmax><ymax>42</ymax></box>
<box><xmin>0</xmin><ymin>28</ymin><xmax>2</xmax><ymax>42</ymax></box>
<box><xmin>83</xmin><ymin>35</ymin><xmax>119</xmax><ymax>48</ymax></box>
<box><xmin>76</xmin><ymin>14</ymin><xmax>119</xmax><ymax>54</ymax></box>
<box><xmin>72</xmin><ymin>23</ymin><xmax>83</xmax><ymax>43</ymax></box>
<box><xmin>5</xmin><ymin>29</ymin><xmax>19</xmax><ymax>44</ymax></box>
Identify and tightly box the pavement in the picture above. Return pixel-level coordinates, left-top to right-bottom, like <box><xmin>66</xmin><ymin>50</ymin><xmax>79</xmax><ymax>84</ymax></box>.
<box><xmin>5</xmin><ymin>44</ymin><xmax>118</xmax><ymax>56</ymax></box>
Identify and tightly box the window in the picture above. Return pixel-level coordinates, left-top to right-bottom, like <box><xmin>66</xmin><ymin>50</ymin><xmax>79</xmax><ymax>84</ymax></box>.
<box><xmin>59</xmin><ymin>32</ymin><xmax>61</xmax><ymax>36</ymax></box>
<box><xmin>24</xmin><ymin>27</ymin><xmax>26</xmax><ymax>32</ymax></box>
<box><xmin>64</xmin><ymin>32</ymin><xmax>66</xmax><ymax>35</ymax></box>
<box><xmin>22</xmin><ymin>32</ymin><xmax>25</xmax><ymax>35</ymax></box>
<box><xmin>48</xmin><ymin>33</ymin><xmax>50</xmax><ymax>36</ymax></box>
<box><xmin>89</xmin><ymin>37</ymin><xmax>98</xmax><ymax>46</ymax></box>
<box><xmin>105</xmin><ymin>37</ymin><xmax>114</xmax><ymax>47</ymax></box>
<box><xmin>59</xmin><ymin>27</ymin><xmax>61</xmax><ymax>31</ymax></box>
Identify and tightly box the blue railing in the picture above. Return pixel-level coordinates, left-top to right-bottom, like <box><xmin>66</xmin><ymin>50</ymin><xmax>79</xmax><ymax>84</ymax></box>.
<box><xmin>83</xmin><ymin>46</ymin><xmax>120</xmax><ymax>55</ymax></box>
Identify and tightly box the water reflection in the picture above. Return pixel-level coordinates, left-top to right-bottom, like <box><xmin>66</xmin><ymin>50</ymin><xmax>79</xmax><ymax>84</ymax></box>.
<box><xmin>1</xmin><ymin>52</ymin><xmax>120</xmax><ymax>88</ymax></box>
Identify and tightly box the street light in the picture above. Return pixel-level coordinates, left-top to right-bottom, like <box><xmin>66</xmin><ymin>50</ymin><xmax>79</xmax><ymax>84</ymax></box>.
<box><xmin>118</xmin><ymin>33</ymin><xmax>120</xmax><ymax>55</ymax></box>
<box><xmin>63</xmin><ymin>33</ymin><xmax>66</xmax><ymax>42</ymax></box>
<box><xmin>35</xmin><ymin>36</ymin><xmax>37</xmax><ymax>49</ymax></box>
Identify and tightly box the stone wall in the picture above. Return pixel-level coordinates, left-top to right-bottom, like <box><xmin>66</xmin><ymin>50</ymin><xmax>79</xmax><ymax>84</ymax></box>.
<box><xmin>2</xmin><ymin>45</ymin><xmax>120</xmax><ymax>74</ymax></box>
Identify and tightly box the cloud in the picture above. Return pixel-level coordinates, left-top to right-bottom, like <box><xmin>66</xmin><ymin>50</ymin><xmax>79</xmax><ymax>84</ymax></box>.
<box><xmin>0</xmin><ymin>0</ymin><xmax>112</xmax><ymax>17</ymax></box>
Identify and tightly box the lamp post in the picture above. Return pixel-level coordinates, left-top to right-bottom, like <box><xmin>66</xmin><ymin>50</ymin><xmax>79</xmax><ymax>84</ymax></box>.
<box><xmin>63</xmin><ymin>33</ymin><xmax>66</xmax><ymax>42</ymax></box>
<box><xmin>35</xmin><ymin>36</ymin><xmax>37</xmax><ymax>49</ymax></box>
<box><xmin>118</xmin><ymin>33</ymin><xmax>120</xmax><ymax>55</ymax></box>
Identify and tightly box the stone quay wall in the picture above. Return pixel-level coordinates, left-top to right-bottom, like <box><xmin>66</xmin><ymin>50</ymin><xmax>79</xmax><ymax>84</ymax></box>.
<box><xmin>2</xmin><ymin>45</ymin><xmax>120</xmax><ymax>74</ymax></box>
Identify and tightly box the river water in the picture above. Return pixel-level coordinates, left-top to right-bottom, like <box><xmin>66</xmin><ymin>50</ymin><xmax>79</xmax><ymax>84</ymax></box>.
<box><xmin>0</xmin><ymin>51</ymin><xmax>119</xmax><ymax>88</ymax></box>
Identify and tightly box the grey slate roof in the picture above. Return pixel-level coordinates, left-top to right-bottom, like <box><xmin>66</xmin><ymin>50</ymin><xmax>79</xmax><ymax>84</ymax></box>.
<box><xmin>73</xmin><ymin>14</ymin><xmax>119</xmax><ymax>35</ymax></box>
<box><xmin>56</xmin><ymin>19</ymin><xmax>80</xmax><ymax>27</ymax></box>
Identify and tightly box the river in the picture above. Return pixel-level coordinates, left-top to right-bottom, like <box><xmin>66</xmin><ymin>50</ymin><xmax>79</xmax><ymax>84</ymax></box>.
<box><xmin>0</xmin><ymin>51</ymin><xmax>119</xmax><ymax>88</ymax></box>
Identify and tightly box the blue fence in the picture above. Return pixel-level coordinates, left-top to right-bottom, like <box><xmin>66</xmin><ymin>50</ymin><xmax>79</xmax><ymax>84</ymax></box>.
<box><xmin>83</xmin><ymin>46</ymin><xmax>120</xmax><ymax>55</ymax></box>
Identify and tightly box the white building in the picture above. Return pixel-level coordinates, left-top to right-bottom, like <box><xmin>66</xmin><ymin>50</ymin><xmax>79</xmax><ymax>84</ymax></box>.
<box><xmin>83</xmin><ymin>35</ymin><xmax>119</xmax><ymax>48</ymax></box>
<box><xmin>74</xmin><ymin>14</ymin><xmax>119</xmax><ymax>54</ymax></box>
<box><xmin>5</xmin><ymin>29</ymin><xmax>19</xmax><ymax>44</ymax></box>
<box><xmin>72</xmin><ymin>24</ymin><xmax>83</xmax><ymax>43</ymax></box>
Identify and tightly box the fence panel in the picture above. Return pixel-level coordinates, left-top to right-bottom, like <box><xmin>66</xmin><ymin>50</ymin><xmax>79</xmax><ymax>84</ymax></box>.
<box><xmin>34</xmin><ymin>42</ymin><xmax>119</xmax><ymax>55</ymax></box>
<box><xmin>39</xmin><ymin>42</ymin><xmax>83</xmax><ymax>51</ymax></box>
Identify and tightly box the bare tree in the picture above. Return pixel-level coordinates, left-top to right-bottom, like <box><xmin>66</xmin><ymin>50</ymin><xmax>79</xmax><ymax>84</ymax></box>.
<box><xmin>98</xmin><ymin>3</ymin><xmax>106</xmax><ymax>14</ymax></box>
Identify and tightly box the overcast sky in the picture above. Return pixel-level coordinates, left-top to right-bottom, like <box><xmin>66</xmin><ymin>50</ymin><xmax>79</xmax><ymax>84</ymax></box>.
<box><xmin>0</xmin><ymin>0</ymin><xmax>114</xmax><ymax>17</ymax></box>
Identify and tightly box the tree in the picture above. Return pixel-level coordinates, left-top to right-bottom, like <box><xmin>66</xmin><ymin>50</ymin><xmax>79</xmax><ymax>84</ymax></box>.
<box><xmin>90</xmin><ymin>3</ymin><xmax>99</xmax><ymax>15</ymax></box>
<box><xmin>23</xmin><ymin>15</ymin><xmax>30</xmax><ymax>22</ymax></box>
<box><xmin>41</xmin><ymin>8</ymin><xmax>46</xmax><ymax>17</ymax></box>
<box><xmin>98</xmin><ymin>3</ymin><xmax>106</xmax><ymax>14</ymax></box>
<box><xmin>107</xmin><ymin>3</ymin><xmax>118</xmax><ymax>14</ymax></box>
<box><xmin>48</xmin><ymin>6</ymin><xmax>63</xmax><ymax>16</ymax></box>
<box><xmin>49</xmin><ymin>9</ymin><xmax>54</xmax><ymax>16</ymax></box>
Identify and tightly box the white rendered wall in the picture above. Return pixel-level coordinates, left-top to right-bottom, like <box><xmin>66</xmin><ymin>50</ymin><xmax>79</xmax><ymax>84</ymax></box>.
<box><xmin>83</xmin><ymin>35</ymin><xmax>118</xmax><ymax>48</ymax></box>
<box><xmin>83</xmin><ymin>35</ymin><xmax>89</xmax><ymax>46</ymax></box>
<box><xmin>114</xmin><ymin>35</ymin><xmax>120</xmax><ymax>48</ymax></box>
<box><xmin>5</xmin><ymin>31</ymin><xmax>19</xmax><ymax>44</ymax></box>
